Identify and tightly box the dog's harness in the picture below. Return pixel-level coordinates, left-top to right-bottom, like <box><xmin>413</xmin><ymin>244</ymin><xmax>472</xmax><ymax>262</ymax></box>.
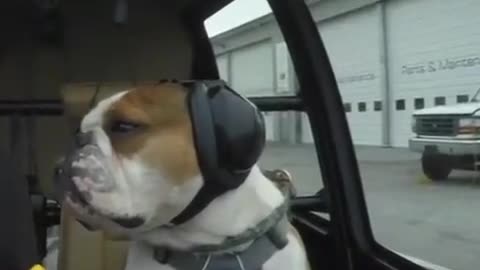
<box><xmin>153</xmin><ymin>201</ymin><xmax>290</xmax><ymax>270</ymax></box>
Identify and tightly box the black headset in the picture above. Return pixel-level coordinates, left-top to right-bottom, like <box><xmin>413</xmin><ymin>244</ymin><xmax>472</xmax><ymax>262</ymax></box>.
<box><xmin>168</xmin><ymin>80</ymin><xmax>266</xmax><ymax>225</ymax></box>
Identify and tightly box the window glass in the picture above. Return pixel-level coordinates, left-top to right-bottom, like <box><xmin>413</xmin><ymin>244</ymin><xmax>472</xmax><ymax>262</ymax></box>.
<box><xmin>358</xmin><ymin>102</ymin><xmax>367</xmax><ymax>112</ymax></box>
<box><xmin>300</xmin><ymin>1</ymin><xmax>480</xmax><ymax>270</ymax></box>
<box><xmin>344</xmin><ymin>103</ymin><xmax>352</xmax><ymax>112</ymax></box>
<box><xmin>414</xmin><ymin>98</ymin><xmax>424</xmax><ymax>109</ymax></box>
<box><xmin>206</xmin><ymin>1</ymin><xmax>480</xmax><ymax>269</ymax></box>
<box><xmin>434</xmin><ymin>96</ymin><xmax>446</xmax><ymax>106</ymax></box>
<box><xmin>395</xmin><ymin>99</ymin><xmax>405</xmax><ymax>111</ymax></box>
<box><xmin>457</xmin><ymin>95</ymin><xmax>469</xmax><ymax>103</ymax></box>
<box><xmin>259</xmin><ymin>113</ymin><xmax>324</xmax><ymax>197</ymax></box>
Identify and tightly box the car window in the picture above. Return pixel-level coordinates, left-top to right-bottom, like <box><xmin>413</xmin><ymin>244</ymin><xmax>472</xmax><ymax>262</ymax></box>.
<box><xmin>308</xmin><ymin>1</ymin><xmax>478</xmax><ymax>270</ymax></box>
<box><xmin>205</xmin><ymin>1</ymin><xmax>324</xmax><ymax>198</ymax></box>
<box><xmin>206</xmin><ymin>1</ymin><xmax>479</xmax><ymax>269</ymax></box>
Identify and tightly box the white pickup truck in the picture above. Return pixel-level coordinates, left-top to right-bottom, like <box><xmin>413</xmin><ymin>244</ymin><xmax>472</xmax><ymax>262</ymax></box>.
<box><xmin>409</xmin><ymin>89</ymin><xmax>480</xmax><ymax>181</ymax></box>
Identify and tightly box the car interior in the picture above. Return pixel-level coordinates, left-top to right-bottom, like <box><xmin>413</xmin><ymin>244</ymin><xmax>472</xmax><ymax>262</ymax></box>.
<box><xmin>0</xmin><ymin>0</ymin><xmax>435</xmax><ymax>269</ymax></box>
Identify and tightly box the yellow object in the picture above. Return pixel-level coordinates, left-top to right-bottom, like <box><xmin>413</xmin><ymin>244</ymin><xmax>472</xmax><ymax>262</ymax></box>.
<box><xmin>417</xmin><ymin>173</ymin><xmax>432</xmax><ymax>185</ymax></box>
<box><xmin>30</xmin><ymin>265</ymin><xmax>45</xmax><ymax>270</ymax></box>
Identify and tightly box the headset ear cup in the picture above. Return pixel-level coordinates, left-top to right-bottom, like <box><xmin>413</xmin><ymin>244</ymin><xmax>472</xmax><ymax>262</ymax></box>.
<box><xmin>208</xmin><ymin>86</ymin><xmax>266</xmax><ymax>173</ymax></box>
<box><xmin>171</xmin><ymin>81</ymin><xmax>266</xmax><ymax>225</ymax></box>
<box><xmin>188</xmin><ymin>82</ymin><xmax>266</xmax><ymax>180</ymax></box>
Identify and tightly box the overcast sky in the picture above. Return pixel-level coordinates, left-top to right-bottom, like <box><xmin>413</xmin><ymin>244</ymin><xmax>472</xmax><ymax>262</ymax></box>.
<box><xmin>204</xmin><ymin>0</ymin><xmax>272</xmax><ymax>37</ymax></box>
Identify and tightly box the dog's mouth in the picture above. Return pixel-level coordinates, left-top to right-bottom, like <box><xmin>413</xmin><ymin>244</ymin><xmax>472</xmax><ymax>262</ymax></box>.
<box><xmin>58</xmin><ymin>144</ymin><xmax>145</xmax><ymax>229</ymax></box>
<box><xmin>65</xmin><ymin>186</ymin><xmax>146</xmax><ymax>230</ymax></box>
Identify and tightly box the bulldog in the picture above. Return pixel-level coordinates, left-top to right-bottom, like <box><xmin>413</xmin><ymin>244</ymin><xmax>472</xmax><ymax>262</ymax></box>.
<box><xmin>56</xmin><ymin>81</ymin><xmax>310</xmax><ymax>270</ymax></box>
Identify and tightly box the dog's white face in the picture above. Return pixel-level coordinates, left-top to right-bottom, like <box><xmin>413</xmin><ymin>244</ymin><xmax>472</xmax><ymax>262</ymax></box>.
<box><xmin>62</xmin><ymin>83</ymin><xmax>203</xmax><ymax>235</ymax></box>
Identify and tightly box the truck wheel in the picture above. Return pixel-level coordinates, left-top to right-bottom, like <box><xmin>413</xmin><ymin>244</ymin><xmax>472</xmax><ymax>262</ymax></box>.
<box><xmin>421</xmin><ymin>153</ymin><xmax>452</xmax><ymax>181</ymax></box>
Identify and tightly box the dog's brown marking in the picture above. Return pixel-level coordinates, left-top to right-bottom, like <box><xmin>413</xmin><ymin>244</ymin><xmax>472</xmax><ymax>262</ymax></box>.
<box><xmin>105</xmin><ymin>83</ymin><xmax>199</xmax><ymax>184</ymax></box>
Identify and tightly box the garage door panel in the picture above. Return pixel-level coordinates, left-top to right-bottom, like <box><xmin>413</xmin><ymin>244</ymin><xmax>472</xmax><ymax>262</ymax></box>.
<box><xmin>347</xmin><ymin>111</ymin><xmax>383</xmax><ymax>145</ymax></box>
<box><xmin>230</xmin><ymin>41</ymin><xmax>274</xmax><ymax>97</ymax></box>
<box><xmin>319</xmin><ymin>8</ymin><xmax>380</xmax><ymax>66</ymax></box>
<box><xmin>305</xmin><ymin>5</ymin><xmax>383</xmax><ymax>145</ymax></box>
<box><xmin>387</xmin><ymin>0</ymin><xmax>480</xmax><ymax>147</ymax></box>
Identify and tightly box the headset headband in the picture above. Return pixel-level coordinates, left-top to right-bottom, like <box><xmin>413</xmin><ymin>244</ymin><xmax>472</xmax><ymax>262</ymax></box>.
<box><xmin>169</xmin><ymin>80</ymin><xmax>266</xmax><ymax>225</ymax></box>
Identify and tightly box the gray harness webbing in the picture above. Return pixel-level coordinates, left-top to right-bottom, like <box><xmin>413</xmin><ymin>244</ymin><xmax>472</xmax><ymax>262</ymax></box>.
<box><xmin>153</xmin><ymin>202</ymin><xmax>290</xmax><ymax>270</ymax></box>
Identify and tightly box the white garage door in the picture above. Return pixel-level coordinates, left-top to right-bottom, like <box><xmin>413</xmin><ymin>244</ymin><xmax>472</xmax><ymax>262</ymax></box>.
<box><xmin>230</xmin><ymin>40</ymin><xmax>275</xmax><ymax>141</ymax></box>
<box><xmin>302</xmin><ymin>5</ymin><xmax>383</xmax><ymax>145</ymax></box>
<box><xmin>387</xmin><ymin>0</ymin><xmax>480</xmax><ymax>147</ymax></box>
<box><xmin>216</xmin><ymin>54</ymin><xmax>229</xmax><ymax>83</ymax></box>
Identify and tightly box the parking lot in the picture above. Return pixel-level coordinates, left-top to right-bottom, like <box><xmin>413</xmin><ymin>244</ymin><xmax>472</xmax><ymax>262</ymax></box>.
<box><xmin>260</xmin><ymin>143</ymin><xmax>480</xmax><ymax>270</ymax></box>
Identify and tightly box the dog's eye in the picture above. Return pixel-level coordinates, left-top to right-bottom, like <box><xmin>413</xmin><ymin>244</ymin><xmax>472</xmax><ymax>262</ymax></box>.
<box><xmin>110</xmin><ymin>121</ymin><xmax>141</xmax><ymax>133</ymax></box>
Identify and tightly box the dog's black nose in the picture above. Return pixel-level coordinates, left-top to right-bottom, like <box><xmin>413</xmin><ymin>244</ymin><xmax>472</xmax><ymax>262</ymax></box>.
<box><xmin>76</xmin><ymin>131</ymin><xmax>94</xmax><ymax>147</ymax></box>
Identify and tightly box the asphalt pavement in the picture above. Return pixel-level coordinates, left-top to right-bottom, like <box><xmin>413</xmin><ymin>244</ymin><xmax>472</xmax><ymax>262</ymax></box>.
<box><xmin>260</xmin><ymin>143</ymin><xmax>480</xmax><ymax>270</ymax></box>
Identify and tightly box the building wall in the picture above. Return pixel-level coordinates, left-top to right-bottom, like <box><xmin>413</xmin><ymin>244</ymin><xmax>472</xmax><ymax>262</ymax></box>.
<box><xmin>302</xmin><ymin>4</ymin><xmax>384</xmax><ymax>145</ymax></box>
<box><xmin>211</xmin><ymin>0</ymin><xmax>387</xmax><ymax>145</ymax></box>
<box><xmin>212</xmin><ymin>0</ymin><xmax>480</xmax><ymax>147</ymax></box>
<box><xmin>386</xmin><ymin>0</ymin><xmax>480</xmax><ymax>147</ymax></box>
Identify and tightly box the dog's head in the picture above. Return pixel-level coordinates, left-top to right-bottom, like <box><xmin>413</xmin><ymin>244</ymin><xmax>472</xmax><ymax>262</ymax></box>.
<box><xmin>56</xmin><ymin>82</ymin><xmax>266</xmax><ymax>235</ymax></box>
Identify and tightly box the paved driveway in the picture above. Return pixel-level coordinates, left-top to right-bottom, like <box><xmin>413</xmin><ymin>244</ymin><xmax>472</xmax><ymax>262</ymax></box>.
<box><xmin>261</xmin><ymin>143</ymin><xmax>480</xmax><ymax>270</ymax></box>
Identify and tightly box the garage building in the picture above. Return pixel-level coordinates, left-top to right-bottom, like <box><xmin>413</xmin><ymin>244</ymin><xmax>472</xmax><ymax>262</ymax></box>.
<box><xmin>210</xmin><ymin>0</ymin><xmax>480</xmax><ymax>147</ymax></box>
